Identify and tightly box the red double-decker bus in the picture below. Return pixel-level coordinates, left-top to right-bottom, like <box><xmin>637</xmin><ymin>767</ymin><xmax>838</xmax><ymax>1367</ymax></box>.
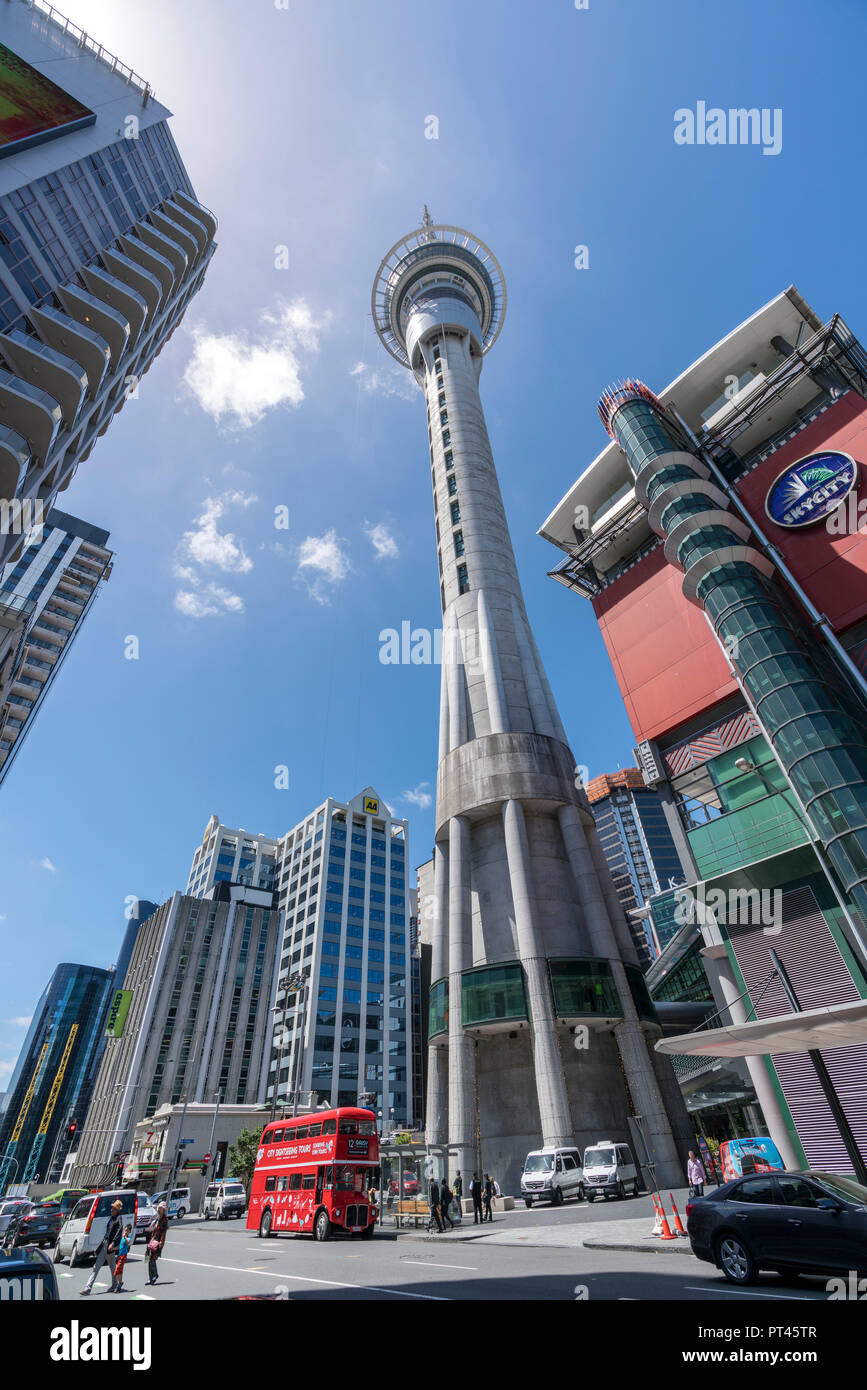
<box><xmin>247</xmin><ymin>1107</ymin><xmax>379</xmax><ymax>1242</ymax></box>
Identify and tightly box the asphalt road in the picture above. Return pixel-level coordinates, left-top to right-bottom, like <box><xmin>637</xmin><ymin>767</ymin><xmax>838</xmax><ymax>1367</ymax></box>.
<box><xmin>47</xmin><ymin>1208</ymin><xmax>834</xmax><ymax>1302</ymax></box>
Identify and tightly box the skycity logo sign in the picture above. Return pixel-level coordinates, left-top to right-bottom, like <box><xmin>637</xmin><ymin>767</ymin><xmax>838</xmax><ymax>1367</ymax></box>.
<box><xmin>674</xmin><ymin>885</ymin><xmax>782</xmax><ymax>934</ymax></box>
<box><xmin>766</xmin><ymin>451</ymin><xmax>858</xmax><ymax>528</ymax></box>
<box><xmin>50</xmin><ymin>1322</ymin><xmax>152</xmax><ymax>1371</ymax></box>
<box><xmin>674</xmin><ymin>102</ymin><xmax>783</xmax><ymax>156</ymax></box>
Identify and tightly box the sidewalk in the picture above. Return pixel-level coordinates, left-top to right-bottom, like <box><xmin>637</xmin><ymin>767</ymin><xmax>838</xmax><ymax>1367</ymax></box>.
<box><xmin>394</xmin><ymin>1216</ymin><xmax>695</xmax><ymax>1256</ymax></box>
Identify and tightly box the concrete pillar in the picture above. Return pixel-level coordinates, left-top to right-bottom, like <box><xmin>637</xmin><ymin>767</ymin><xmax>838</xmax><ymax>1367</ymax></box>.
<box><xmin>448</xmin><ymin>816</ymin><xmax>476</xmax><ymax>1177</ymax></box>
<box><xmin>426</xmin><ymin>841</ymin><xmax>449</xmax><ymax>1146</ymax></box>
<box><xmin>502</xmin><ymin>799</ymin><xmax>571</xmax><ymax>1144</ymax></box>
<box><xmin>477</xmin><ymin>589</ymin><xmax>507</xmax><ymax>735</ymax></box>
<box><xmin>701</xmin><ymin>945</ymin><xmax>801</xmax><ymax>1170</ymax></box>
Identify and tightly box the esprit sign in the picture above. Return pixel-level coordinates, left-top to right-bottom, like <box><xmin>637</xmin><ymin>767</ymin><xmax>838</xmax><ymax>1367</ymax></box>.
<box><xmin>105</xmin><ymin>989</ymin><xmax>133</xmax><ymax>1038</ymax></box>
<box><xmin>765</xmin><ymin>450</ymin><xmax>858</xmax><ymax>528</ymax></box>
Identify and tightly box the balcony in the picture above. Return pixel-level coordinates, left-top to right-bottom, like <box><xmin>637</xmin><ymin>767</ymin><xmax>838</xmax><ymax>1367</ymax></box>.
<box><xmin>81</xmin><ymin>265</ymin><xmax>148</xmax><ymax>348</ymax></box>
<box><xmin>118</xmin><ymin>234</ymin><xmax>174</xmax><ymax>305</ymax></box>
<box><xmin>0</xmin><ymin>367</ymin><xmax>61</xmax><ymax>466</ymax></box>
<box><xmin>43</xmin><ymin>604</ymin><xmax>75</xmax><ymax>629</ymax></box>
<box><xmin>0</xmin><ymin>329</ymin><xmax>87</xmax><ymax>428</ymax></box>
<box><xmin>686</xmin><ymin>792</ymin><xmax>811</xmax><ymax>879</ymax></box>
<box><xmin>148</xmin><ymin>209</ymin><xmax>198</xmax><ymax>267</ymax></box>
<box><xmin>133</xmin><ymin>222</ymin><xmax>188</xmax><ymax>283</ymax></box>
<box><xmin>0</xmin><ymin>424</ymin><xmax>29</xmax><ymax>502</ymax></box>
<box><xmin>160</xmin><ymin>197</ymin><xmax>209</xmax><ymax>259</ymax></box>
<box><xmin>100</xmin><ymin>247</ymin><xmax>161</xmax><ymax>318</ymax></box>
<box><xmin>174</xmin><ymin>191</ymin><xmax>217</xmax><ymax>243</ymax></box>
<box><xmin>29</xmin><ymin>304</ymin><xmax>111</xmax><ymax>399</ymax></box>
<box><xmin>56</xmin><ymin>283</ymin><xmax>130</xmax><ymax>365</ymax></box>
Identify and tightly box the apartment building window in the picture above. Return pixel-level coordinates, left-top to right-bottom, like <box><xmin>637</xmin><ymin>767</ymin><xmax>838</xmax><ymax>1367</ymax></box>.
<box><xmin>453</xmin><ymin>531</ymin><xmax>465</xmax><ymax>558</ymax></box>
<box><xmin>450</xmin><ymin>501</ymin><xmax>461</xmax><ymax>525</ymax></box>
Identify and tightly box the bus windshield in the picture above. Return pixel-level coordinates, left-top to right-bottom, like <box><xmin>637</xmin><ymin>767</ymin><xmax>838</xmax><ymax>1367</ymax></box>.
<box><xmin>333</xmin><ymin>1165</ymin><xmax>366</xmax><ymax>1191</ymax></box>
<box><xmin>524</xmin><ymin>1154</ymin><xmax>554</xmax><ymax>1173</ymax></box>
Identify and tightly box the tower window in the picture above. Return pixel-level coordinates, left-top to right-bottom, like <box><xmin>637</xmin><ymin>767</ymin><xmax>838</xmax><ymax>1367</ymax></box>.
<box><xmin>450</xmin><ymin>501</ymin><xmax>461</xmax><ymax>524</ymax></box>
<box><xmin>453</xmin><ymin>531</ymin><xmax>465</xmax><ymax>558</ymax></box>
<box><xmin>439</xmin><ymin>411</ymin><xmax>448</xmax><ymax>427</ymax></box>
<box><xmin>444</xmin><ymin>450</ymin><xmax>454</xmax><ymax>470</ymax></box>
<box><xmin>440</xmin><ymin>581</ymin><xmax>446</xmax><ymax>611</ymax></box>
<box><xmin>438</xmin><ymin>392</ymin><xmax>446</xmax><ymax>408</ymax></box>
<box><xmin>447</xmin><ymin>475</ymin><xmax>457</xmax><ymax>498</ymax></box>
<box><xmin>457</xmin><ymin>563</ymin><xmax>469</xmax><ymax>594</ymax></box>
<box><xmin>442</xmin><ymin>430</ymin><xmax>451</xmax><ymax>447</ymax></box>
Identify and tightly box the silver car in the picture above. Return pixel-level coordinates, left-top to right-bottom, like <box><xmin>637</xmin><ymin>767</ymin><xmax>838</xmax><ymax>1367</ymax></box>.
<box><xmin>0</xmin><ymin>1200</ymin><xmax>33</xmax><ymax>1237</ymax></box>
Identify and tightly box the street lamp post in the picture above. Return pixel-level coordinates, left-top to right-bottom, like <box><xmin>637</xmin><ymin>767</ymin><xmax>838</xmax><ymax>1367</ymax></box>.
<box><xmin>270</xmin><ymin>972</ymin><xmax>307</xmax><ymax>1121</ymax></box>
<box><xmin>290</xmin><ymin>975</ymin><xmax>308</xmax><ymax>1119</ymax></box>
<box><xmin>198</xmin><ymin>1089</ymin><xmax>222</xmax><ymax>1214</ymax></box>
<box><xmin>164</xmin><ymin>1092</ymin><xmax>189</xmax><ymax>1211</ymax></box>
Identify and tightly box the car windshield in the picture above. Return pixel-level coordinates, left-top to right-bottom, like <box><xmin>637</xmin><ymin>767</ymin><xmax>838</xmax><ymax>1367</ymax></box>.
<box><xmin>524</xmin><ymin>1154</ymin><xmax>554</xmax><ymax>1173</ymax></box>
<box><xmin>811</xmin><ymin>1172</ymin><xmax>867</xmax><ymax>1204</ymax></box>
<box><xmin>225</xmin><ymin>1186</ymin><xmax>244</xmax><ymax>1195</ymax></box>
<box><xmin>585</xmin><ymin>1148</ymin><xmax>616</xmax><ymax>1168</ymax></box>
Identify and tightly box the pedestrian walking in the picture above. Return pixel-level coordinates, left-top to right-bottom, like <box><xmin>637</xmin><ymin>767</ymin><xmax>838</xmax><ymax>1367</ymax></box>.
<box><xmin>80</xmin><ymin>1199</ymin><xmax>123</xmax><ymax>1296</ymax></box>
<box><xmin>111</xmin><ymin>1224</ymin><xmax>132</xmax><ymax>1292</ymax></box>
<box><xmin>427</xmin><ymin>1178</ymin><xmax>444</xmax><ymax>1233</ymax></box>
<box><xmin>483</xmin><ymin>1173</ymin><xmax>494</xmax><ymax>1222</ymax></box>
<box><xmin>440</xmin><ymin>1179</ymin><xmax>454</xmax><ymax>1231</ymax></box>
<box><xmin>146</xmin><ymin>1201</ymin><xmax>168</xmax><ymax>1285</ymax></box>
<box><xmin>470</xmin><ymin>1172</ymin><xmax>483</xmax><ymax>1224</ymax></box>
<box><xmin>453</xmin><ymin>1170</ymin><xmax>463</xmax><ymax>1200</ymax></box>
<box><xmin>687</xmin><ymin>1150</ymin><xmax>706</xmax><ymax>1198</ymax></box>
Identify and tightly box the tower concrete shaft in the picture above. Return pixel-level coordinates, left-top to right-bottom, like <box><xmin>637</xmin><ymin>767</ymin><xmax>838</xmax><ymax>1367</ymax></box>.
<box><xmin>373</xmin><ymin>221</ymin><xmax>689</xmax><ymax>1190</ymax></box>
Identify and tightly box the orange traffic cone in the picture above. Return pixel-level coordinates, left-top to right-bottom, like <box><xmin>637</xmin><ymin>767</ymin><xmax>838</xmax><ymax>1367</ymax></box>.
<box><xmin>656</xmin><ymin>1194</ymin><xmax>676</xmax><ymax>1240</ymax></box>
<box><xmin>669</xmin><ymin>1195</ymin><xmax>687</xmax><ymax>1237</ymax></box>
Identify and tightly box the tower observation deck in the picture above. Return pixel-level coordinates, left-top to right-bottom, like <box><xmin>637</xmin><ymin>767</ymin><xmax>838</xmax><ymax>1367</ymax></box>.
<box><xmin>372</xmin><ymin>215</ymin><xmax>690</xmax><ymax>1191</ymax></box>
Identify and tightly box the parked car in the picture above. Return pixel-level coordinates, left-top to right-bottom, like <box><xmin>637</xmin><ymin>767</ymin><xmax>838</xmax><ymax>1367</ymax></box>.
<box><xmin>0</xmin><ymin>1199</ymin><xmax>33</xmax><ymax>1238</ymax></box>
<box><xmin>520</xmin><ymin>1145</ymin><xmax>584</xmax><ymax>1207</ymax></box>
<box><xmin>53</xmin><ymin>1189</ymin><xmax>138</xmax><ymax>1266</ymax></box>
<box><xmin>8</xmin><ymin>1202</ymin><xmax>65</xmax><ymax>1248</ymax></box>
<box><xmin>687</xmin><ymin>1169</ymin><xmax>867</xmax><ymax>1285</ymax></box>
<box><xmin>202</xmin><ymin>1180</ymin><xmax>247</xmax><ymax>1220</ymax></box>
<box><xmin>151</xmin><ymin>1187</ymin><xmax>191</xmax><ymax>1219</ymax></box>
<box><xmin>581</xmin><ymin>1141</ymin><xmax>640</xmax><ymax>1200</ymax></box>
<box><xmin>133</xmin><ymin>1192</ymin><xmax>157</xmax><ymax>1243</ymax></box>
<box><xmin>42</xmin><ymin>1189</ymin><xmax>90</xmax><ymax>1218</ymax></box>
<box><xmin>0</xmin><ymin>1245</ymin><xmax>58</xmax><ymax>1300</ymax></box>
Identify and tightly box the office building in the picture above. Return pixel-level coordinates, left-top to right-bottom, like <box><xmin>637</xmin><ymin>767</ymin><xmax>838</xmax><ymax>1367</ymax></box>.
<box><xmin>0</xmin><ymin>962</ymin><xmax>114</xmax><ymax>1190</ymax></box>
<box><xmin>540</xmin><ymin>287</ymin><xmax>867</xmax><ymax>1171</ymax></box>
<box><xmin>0</xmin><ymin>1</ymin><xmax>216</xmax><ymax>569</ymax></box>
<box><xmin>72</xmin><ymin>884</ymin><xmax>281</xmax><ymax>1187</ymax></box>
<box><xmin>185</xmin><ymin>814</ymin><xmax>279</xmax><ymax>898</ymax></box>
<box><xmin>269</xmin><ymin>788</ymin><xmax>413</xmax><ymax>1130</ymax></box>
<box><xmin>371</xmin><ymin>213</ymin><xmax>690</xmax><ymax>1191</ymax></box>
<box><xmin>0</xmin><ymin>508</ymin><xmax>111</xmax><ymax>783</ymax></box>
<box><xmin>585</xmin><ymin>768</ymin><xmax>686</xmax><ymax>967</ymax></box>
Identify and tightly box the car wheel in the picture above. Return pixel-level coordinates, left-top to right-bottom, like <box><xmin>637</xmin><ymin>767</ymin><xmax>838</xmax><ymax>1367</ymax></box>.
<box><xmin>53</xmin><ymin>1242</ymin><xmax>64</xmax><ymax>1265</ymax></box>
<box><xmin>360</xmin><ymin>1223</ymin><xmax>375</xmax><ymax>1240</ymax></box>
<box><xmin>587</xmin><ymin>1192</ymin><xmax>596</xmax><ymax>1202</ymax></box>
<box><xmin>177</xmin><ymin>1208</ymin><xmax>186</xmax><ymax>1220</ymax></box>
<box><xmin>552</xmin><ymin>1187</ymin><xmax>564</xmax><ymax>1207</ymax></box>
<box><xmin>69</xmin><ymin>1242</ymin><xmax>81</xmax><ymax>1268</ymax></box>
<box><xmin>259</xmin><ymin>1210</ymin><xmax>272</xmax><ymax>1239</ymax></box>
<box><xmin>716</xmin><ymin>1233</ymin><xmax>757</xmax><ymax>1286</ymax></box>
<box><xmin>314</xmin><ymin>1209</ymin><xmax>331</xmax><ymax>1242</ymax></box>
<box><xmin>204</xmin><ymin>1211</ymin><xmax>210</xmax><ymax>1221</ymax></box>
<box><xmin>617</xmin><ymin>1181</ymin><xmax>625</xmax><ymax>1200</ymax></box>
<box><xmin>524</xmin><ymin>1198</ymin><xmax>533</xmax><ymax>1209</ymax></box>
<box><xmin>632</xmin><ymin>1180</ymin><xmax>640</xmax><ymax>1197</ymax></box>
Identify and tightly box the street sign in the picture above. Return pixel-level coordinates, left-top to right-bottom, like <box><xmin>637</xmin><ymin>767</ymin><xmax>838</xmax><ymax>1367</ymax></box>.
<box><xmin>179</xmin><ymin>1138</ymin><xmax>194</xmax><ymax>1145</ymax></box>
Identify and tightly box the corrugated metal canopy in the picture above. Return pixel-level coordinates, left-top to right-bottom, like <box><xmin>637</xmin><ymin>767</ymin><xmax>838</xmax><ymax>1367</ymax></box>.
<box><xmin>655</xmin><ymin>998</ymin><xmax>867</xmax><ymax>1058</ymax></box>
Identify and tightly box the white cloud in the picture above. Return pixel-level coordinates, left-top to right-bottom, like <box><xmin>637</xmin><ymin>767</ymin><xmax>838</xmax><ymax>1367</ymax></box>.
<box><xmin>403</xmin><ymin>783</ymin><xmax>433</xmax><ymax>810</ymax></box>
<box><xmin>184</xmin><ymin>300</ymin><xmax>326</xmax><ymax>428</ymax></box>
<box><xmin>296</xmin><ymin>529</ymin><xmax>351</xmax><ymax>605</ymax></box>
<box><xmin>350</xmin><ymin>360</ymin><xmax>418</xmax><ymax>402</ymax></box>
<box><xmin>174</xmin><ymin>584</ymin><xmax>245</xmax><ymax>619</ymax></box>
<box><xmin>364</xmin><ymin>521</ymin><xmax>399</xmax><ymax>561</ymax></box>
<box><xmin>176</xmin><ymin>492</ymin><xmax>256</xmax><ymax>576</ymax></box>
<box><xmin>7</xmin><ymin>1016</ymin><xmax>31</xmax><ymax>1028</ymax></box>
<box><xmin>40</xmin><ymin>857</ymin><xmax>55</xmax><ymax>872</ymax></box>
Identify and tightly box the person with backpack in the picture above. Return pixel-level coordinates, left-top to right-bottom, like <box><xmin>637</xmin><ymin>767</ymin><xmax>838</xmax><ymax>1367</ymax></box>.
<box><xmin>440</xmin><ymin>1178</ymin><xmax>454</xmax><ymax>1231</ymax></box>
<box><xmin>427</xmin><ymin>1178</ymin><xmax>444</xmax><ymax>1233</ymax></box>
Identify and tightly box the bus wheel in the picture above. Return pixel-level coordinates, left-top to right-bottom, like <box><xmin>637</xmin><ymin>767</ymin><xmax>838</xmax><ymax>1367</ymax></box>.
<box><xmin>360</xmin><ymin>1223</ymin><xmax>375</xmax><ymax>1240</ymax></box>
<box><xmin>259</xmin><ymin>1210</ymin><xmax>272</xmax><ymax>1239</ymax></box>
<box><xmin>314</xmin><ymin>1209</ymin><xmax>331</xmax><ymax>1242</ymax></box>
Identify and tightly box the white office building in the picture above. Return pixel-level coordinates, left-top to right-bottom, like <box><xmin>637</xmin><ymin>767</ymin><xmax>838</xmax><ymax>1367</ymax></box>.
<box><xmin>186</xmin><ymin>814</ymin><xmax>280</xmax><ymax>898</ymax></box>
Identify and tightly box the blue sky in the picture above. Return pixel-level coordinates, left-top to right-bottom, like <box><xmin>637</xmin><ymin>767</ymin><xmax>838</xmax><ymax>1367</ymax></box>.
<box><xmin>2</xmin><ymin>0</ymin><xmax>866</xmax><ymax>1081</ymax></box>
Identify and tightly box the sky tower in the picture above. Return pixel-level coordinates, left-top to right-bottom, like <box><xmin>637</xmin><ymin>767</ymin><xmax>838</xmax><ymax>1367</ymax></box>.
<box><xmin>372</xmin><ymin>214</ymin><xmax>690</xmax><ymax>1190</ymax></box>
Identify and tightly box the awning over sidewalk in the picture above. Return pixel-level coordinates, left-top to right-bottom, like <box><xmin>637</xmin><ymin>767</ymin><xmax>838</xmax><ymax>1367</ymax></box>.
<box><xmin>654</xmin><ymin>998</ymin><xmax>867</xmax><ymax>1058</ymax></box>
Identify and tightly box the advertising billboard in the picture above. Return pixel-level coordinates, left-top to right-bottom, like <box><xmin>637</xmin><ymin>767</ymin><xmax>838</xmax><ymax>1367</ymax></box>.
<box><xmin>0</xmin><ymin>41</ymin><xmax>95</xmax><ymax>159</ymax></box>
<box><xmin>105</xmin><ymin>988</ymin><xmax>133</xmax><ymax>1038</ymax></box>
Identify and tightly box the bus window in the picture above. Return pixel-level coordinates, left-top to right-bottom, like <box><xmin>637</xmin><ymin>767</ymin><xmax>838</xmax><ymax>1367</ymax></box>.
<box><xmin>290</xmin><ymin>1174</ymin><xmax>302</xmax><ymax>1190</ymax></box>
<box><xmin>324</xmin><ymin>1166</ymin><xmax>334</xmax><ymax>1189</ymax></box>
<box><xmin>296</xmin><ymin>1125</ymin><xmax>309</xmax><ymax>1140</ymax></box>
<box><xmin>358</xmin><ymin>1121</ymin><xmax>376</xmax><ymax>1136</ymax></box>
<box><xmin>283</xmin><ymin>1124</ymin><xmax>295</xmax><ymax>1141</ymax></box>
<box><xmin>334</xmin><ymin>1165</ymin><xmax>364</xmax><ymax>1191</ymax></box>
<box><xmin>271</xmin><ymin>1129</ymin><xmax>284</xmax><ymax>1142</ymax></box>
<box><xmin>339</xmin><ymin>1120</ymin><xmax>358</xmax><ymax>1135</ymax></box>
<box><xmin>308</xmin><ymin>1122</ymin><xmax>322</xmax><ymax>1137</ymax></box>
<box><xmin>321</xmin><ymin>1119</ymin><xmax>336</xmax><ymax>1136</ymax></box>
<box><xmin>265</xmin><ymin>1176</ymin><xmax>277</xmax><ymax>1192</ymax></box>
<box><xmin>277</xmin><ymin>1177</ymin><xmax>288</xmax><ymax>1191</ymax></box>
<box><xmin>302</xmin><ymin>1174</ymin><xmax>316</xmax><ymax>1189</ymax></box>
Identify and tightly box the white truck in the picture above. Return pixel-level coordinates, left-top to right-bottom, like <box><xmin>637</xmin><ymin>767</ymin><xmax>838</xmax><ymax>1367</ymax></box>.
<box><xmin>520</xmin><ymin>1145</ymin><xmax>584</xmax><ymax>1207</ymax></box>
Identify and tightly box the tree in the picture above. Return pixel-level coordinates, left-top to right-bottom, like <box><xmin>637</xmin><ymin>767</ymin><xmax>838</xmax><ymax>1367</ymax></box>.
<box><xmin>227</xmin><ymin>1127</ymin><xmax>262</xmax><ymax>1194</ymax></box>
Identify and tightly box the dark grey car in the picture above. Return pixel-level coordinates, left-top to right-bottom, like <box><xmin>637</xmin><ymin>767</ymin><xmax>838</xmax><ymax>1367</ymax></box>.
<box><xmin>686</xmin><ymin>1170</ymin><xmax>867</xmax><ymax>1285</ymax></box>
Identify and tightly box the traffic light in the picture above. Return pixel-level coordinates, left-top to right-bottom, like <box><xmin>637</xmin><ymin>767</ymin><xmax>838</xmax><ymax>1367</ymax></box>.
<box><xmin>66</xmin><ymin>1121</ymin><xmax>77</xmax><ymax>1141</ymax></box>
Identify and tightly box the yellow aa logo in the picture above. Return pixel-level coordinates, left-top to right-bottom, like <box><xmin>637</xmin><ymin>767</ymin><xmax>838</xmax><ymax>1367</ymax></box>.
<box><xmin>364</xmin><ymin>797</ymin><xmax>379</xmax><ymax>815</ymax></box>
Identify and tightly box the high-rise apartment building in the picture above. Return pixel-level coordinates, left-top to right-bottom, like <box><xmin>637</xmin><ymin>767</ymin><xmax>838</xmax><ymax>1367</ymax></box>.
<box><xmin>0</xmin><ymin>507</ymin><xmax>111</xmax><ymax>783</ymax></box>
<box><xmin>269</xmin><ymin>789</ymin><xmax>413</xmax><ymax>1129</ymax></box>
<box><xmin>72</xmin><ymin>884</ymin><xmax>281</xmax><ymax>1187</ymax></box>
<box><xmin>0</xmin><ymin>961</ymin><xmax>114</xmax><ymax>1190</ymax></box>
<box><xmin>186</xmin><ymin>815</ymin><xmax>279</xmax><ymax>898</ymax></box>
<box><xmin>0</xmin><ymin>2</ymin><xmax>216</xmax><ymax>569</ymax></box>
<box><xmin>372</xmin><ymin>214</ymin><xmax>689</xmax><ymax>1190</ymax></box>
<box><xmin>585</xmin><ymin>769</ymin><xmax>686</xmax><ymax>968</ymax></box>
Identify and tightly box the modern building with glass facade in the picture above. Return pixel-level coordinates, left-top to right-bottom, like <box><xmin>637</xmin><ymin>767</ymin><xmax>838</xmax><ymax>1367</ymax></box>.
<box><xmin>72</xmin><ymin>884</ymin><xmax>281</xmax><ymax>1188</ymax></box>
<box><xmin>586</xmin><ymin>768</ymin><xmax>686</xmax><ymax>968</ymax></box>
<box><xmin>185</xmin><ymin>814</ymin><xmax>279</xmax><ymax>898</ymax></box>
<box><xmin>372</xmin><ymin>215</ymin><xmax>690</xmax><ymax>1193</ymax></box>
<box><xmin>0</xmin><ymin>507</ymin><xmax>111</xmax><ymax>783</ymax></box>
<box><xmin>268</xmin><ymin>788</ymin><xmax>414</xmax><ymax>1130</ymax></box>
<box><xmin>0</xmin><ymin>961</ymin><xmax>114</xmax><ymax>1191</ymax></box>
<box><xmin>541</xmin><ymin>287</ymin><xmax>867</xmax><ymax>1172</ymax></box>
<box><xmin>0</xmin><ymin>1</ymin><xmax>216</xmax><ymax>570</ymax></box>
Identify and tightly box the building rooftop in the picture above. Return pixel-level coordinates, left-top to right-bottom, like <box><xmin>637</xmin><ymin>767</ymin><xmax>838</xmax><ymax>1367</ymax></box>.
<box><xmin>584</xmin><ymin>768</ymin><xmax>646</xmax><ymax>804</ymax></box>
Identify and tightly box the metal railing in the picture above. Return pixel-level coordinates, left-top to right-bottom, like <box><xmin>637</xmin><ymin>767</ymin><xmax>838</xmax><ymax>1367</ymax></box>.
<box><xmin>27</xmin><ymin>0</ymin><xmax>154</xmax><ymax>101</ymax></box>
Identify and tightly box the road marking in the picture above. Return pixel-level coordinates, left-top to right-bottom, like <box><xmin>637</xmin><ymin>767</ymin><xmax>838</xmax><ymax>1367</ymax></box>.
<box><xmin>161</xmin><ymin>1255</ymin><xmax>450</xmax><ymax>1300</ymax></box>
<box><xmin>403</xmin><ymin>1261</ymin><xmax>478</xmax><ymax>1271</ymax></box>
<box><xmin>132</xmin><ymin>1294</ymin><xmax>155</xmax><ymax>1301</ymax></box>
<box><xmin>683</xmin><ymin>1285</ymin><xmax>813</xmax><ymax>1300</ymax></box>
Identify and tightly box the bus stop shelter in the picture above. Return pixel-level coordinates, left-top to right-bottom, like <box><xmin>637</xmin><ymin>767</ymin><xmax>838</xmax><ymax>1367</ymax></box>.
<box><xmin>377</xmin><ymin>1143</ymin><xmax>463</xmax><ymax>1228</ymax></box>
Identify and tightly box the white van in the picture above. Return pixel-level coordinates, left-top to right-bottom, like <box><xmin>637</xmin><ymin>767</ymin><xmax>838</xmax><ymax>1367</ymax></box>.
<box><xmin>54</xmin><ymin>1190</ymin><xmax>138</xmax><ymax>1265</ymax></box>
<box><xmin>151</xmin><ymin>1187</ymin><xmax>191</xmax><ymax>1219</ymax></box>
<box><xmin>520</xmin><ymin>1145</ymin><xmax>584</xmax><ymax>1207</ymax></box>
<box><xmin>581</xmin><ymin>1141</ymin><xmax>639</xmax><ymax>1200</ymax></box>
<box><xmin>202</xmin><ymin>1180</ymin><xmax>246</xmax><ymax>1220</ymax></box>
